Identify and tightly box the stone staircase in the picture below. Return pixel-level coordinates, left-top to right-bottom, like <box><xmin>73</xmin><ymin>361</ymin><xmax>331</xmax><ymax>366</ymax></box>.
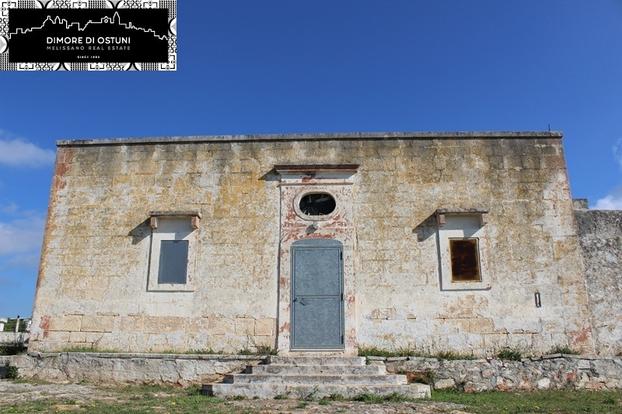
<box><xmin>202</xmin><ymin>355</ymin><xmax>431</xmax><ymax>399</ymax></box>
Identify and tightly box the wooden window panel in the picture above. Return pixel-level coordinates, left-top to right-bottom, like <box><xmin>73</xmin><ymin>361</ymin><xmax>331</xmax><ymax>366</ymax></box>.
<box><xmin>449</xmin><ymin>238</ymin><xmax>481</xmax><ymax>282</ymax></box>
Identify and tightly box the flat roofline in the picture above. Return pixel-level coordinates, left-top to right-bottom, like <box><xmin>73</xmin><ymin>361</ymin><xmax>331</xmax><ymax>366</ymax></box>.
<box><xmin>56</xmin><ymin>130</ymin><xmax>563</xmax><ymax>147</ymax></box>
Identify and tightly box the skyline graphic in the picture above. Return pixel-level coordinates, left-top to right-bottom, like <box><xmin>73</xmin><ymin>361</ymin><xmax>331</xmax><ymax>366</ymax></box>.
<box><xmin>8</xmin><ymin>11</ymin><xmax>168</xmax><ymax>41</ymax></box>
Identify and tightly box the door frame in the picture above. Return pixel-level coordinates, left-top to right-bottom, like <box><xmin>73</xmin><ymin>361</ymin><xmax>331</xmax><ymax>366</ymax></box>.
<box><xmin>290</xmin><ymin>239</ymin><xmax>345</xmax><ymax>351</ymax></box>
<box><xmin>275</xmin><ymin>168</ymin><xmax>358</xmax><ymax>356</ymax></box>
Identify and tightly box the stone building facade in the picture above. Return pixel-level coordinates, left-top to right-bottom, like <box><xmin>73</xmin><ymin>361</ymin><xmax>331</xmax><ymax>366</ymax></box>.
<box><xmin>29</xmin><ymin>131</ymin><xmax>604</xmax><ymax>356</ymax></box>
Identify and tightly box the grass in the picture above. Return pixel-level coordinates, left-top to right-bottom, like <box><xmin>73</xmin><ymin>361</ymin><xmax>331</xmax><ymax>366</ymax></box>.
<box><xmin>0</xmin><ymin>343</ymin><xmax>27</xmax><ymax>355</ymax></box>
<box><xmin>547</xmin><ymin>345</ymin><xmax>580</xmax><ymax>355</ymax></box>
<box><xmin>432</xmin><ymin>389</ymin><xmax>622</xmax><ymax>414</ymax></box>
<box><xmin>434</xmin><ymin>351</ymin><xmax>476</xmax><ymax>360</ymax></box>
<box><xmin>3</xmin><ymin>363</ymin><xmax>18</xmax><ymax>379</ymax></box>
<box><xmin>0</xmin><ymin>382</ymin><xmax>620</xmax><ymax>413</ymax></box>
<box><xmin>0</xmin><ymin>385</ymin><xmax>234</xmax><ymax>414</ymax></box>
<box><xmin>57</xmin><ymin>346</ymin><xmax>224</xmax><ymax>354</ymax></box>
<box><xmin>54</xmin><ymin>345</ymin><xmax>586</xmax><ymax>359</ymax></box>
<box><xmin>239</xmin><ymin>345</ymin><xmax>278</xmax><ymax>356</ymax></box>
<box><xmin>496</xmin><ymin>347</ymin><xmax>522</xmax><ymax>361</ymax></box>
<box><xmin>358</xmin><ymin>346</ymin><xmax>475</xmax><ymax>360</ymax></box>
<box><xmin>353</xmin><ymin>392</ymin><xmax>412</xmax><ymax>403</ymax></box>
<box><xmin>318</xmin><ymin>393</ymin><xmax>345</xmax><ymax>404</ymax></box>
<box><xmin>56</xmin><ymin>346</ymin><xmax>277</xmax><ymax>356</ymax></box>
<box><xmin>359</xmin><ymin>345</ymin><xmax>594</xmax><ymax>361</ymax></box>
<box><xmin>254</xmin><ymin>345</ymin><xmax>278</xmax><ymax>355</ymax></box>
<box><xmin>358</xmin><ymin>345</ymin><xmax>422</xmax><ymax>358</ymax></box>
<box><xmin>182</xmin><ymin>349</ymin><xmax>224</xmax><ymax>355</ymax></box>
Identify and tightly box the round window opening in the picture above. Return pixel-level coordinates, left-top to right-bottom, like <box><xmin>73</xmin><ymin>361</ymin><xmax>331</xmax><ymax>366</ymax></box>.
<box><xmin>299</xmin><ymin>193</ymin><xmax>336</xmax><ymax>217</ymax></box>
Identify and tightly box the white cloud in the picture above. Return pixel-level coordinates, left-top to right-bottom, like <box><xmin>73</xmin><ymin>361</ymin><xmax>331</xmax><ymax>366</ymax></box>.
<box><xmin>0</xmin><ymin>215</ymin><xmax>45</xmax><ymax>256</ymax></box>
<box><xmin>0</xmin><ymin>130</ymin><xmax>55</xmax><ymax>168</ymax></box>
<box><xmin>594</xmin><ymin>186</ymin><xmax>622</xmax><ymax>210</ymax></box>
<box><xmin>591</xmin><ymin>140</ymin><xmax>622</xmax><ymax>210</ymax></box>
<box><xmin>594</xmin><ymin>193</ymin><xmax>622</xmax><ymax>210</ymax></box>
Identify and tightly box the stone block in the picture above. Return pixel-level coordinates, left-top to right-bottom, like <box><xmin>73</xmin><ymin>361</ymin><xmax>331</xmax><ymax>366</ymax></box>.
<box><xmin>434</xmin><ymin>378</ymin><xmax>456</xmax><ymax>389</ymax></box>
<box><xmin>235</xmin><ymin>318</ymin><xmax>255</xmax><ymax>335</ymax></box>
<box><xmin>49</xmin><ymin>315</ymin><xmax>81</xmax><ymax>332</ymax></box>
<box><xmin>84</xmin><ymin>332</ymin><xmax>105</xmax><ymax>344</ymax></box>
<box><xmin>251</xmin><ymin>335</ymin><xmax>274</xmax><ymax>348</ymax></box>
<box><xmin>117</xmin><ymin>315</ymin><xmax>143</xmax><ymax>332</ymax></box>
<box><xmin>536</xmin><ymin>377</ymin><xmax>551</xmax><ymax>389</ymax></box>
<box><xmin>254</xmin><ymin>319</ymin><xmax>274</xmax><ymax>336</ymax></box>
<box><xmin>81</xmin><ymin>315</ymin><xmax>114</xmax><ymax>333</ymax></box>
<box><xmin>69</xmin><ymin>331</ymin><xmax>87</xmax><ymax>343</ymax></box>
<box><xmin>467</xmin><ymin>318</ymin><xmax>496</xmax><ymax>334</ymax></box>
<box><xmin>208</xmin><ymin>317</ymin><xmax>233</xmax><ymax>335</ymax></box>
<box><xmin>46</xmin><ymin>331</ymin><xmax>70</xmax><ymax>342</ymax></box>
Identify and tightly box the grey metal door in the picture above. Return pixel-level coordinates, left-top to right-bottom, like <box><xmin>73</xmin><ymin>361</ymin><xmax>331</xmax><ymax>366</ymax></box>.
<box><xmin>291</xmin><ymin>239</ymin><xmax>344</xmax><ymax>349</ymax></box>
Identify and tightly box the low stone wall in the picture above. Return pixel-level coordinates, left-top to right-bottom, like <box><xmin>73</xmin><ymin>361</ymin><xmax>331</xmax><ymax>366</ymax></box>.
<box><xmin>0</xmin><ymin>353</ymin><xmax>263</xmax><ymax>386</ymax></box>
<box><xmin>2</xmin><ymin>353</ymin><xmax>621</xmax><ymax>391</ymax></box>
<box><xmin>375</xmin><ymin>355</ymin><xmax>622</xmax><ymax>391</ymax></box>
<box><xmin>0</xmin><ymin>332</ymin><xmax>28</xmax><ymax>345</ymax></box>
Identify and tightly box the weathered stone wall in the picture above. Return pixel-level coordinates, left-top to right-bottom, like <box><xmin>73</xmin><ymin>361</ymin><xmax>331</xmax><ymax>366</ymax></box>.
<box><xmin>352</xmin><ymin>137</ymin><xmax>592</xmax><ymax>354</ymax></box>
<box><xmin>32</xmin><ymin>141</ymin><xmax>282</xmax><ymax>352</ymax></box>
<box><xmin>575</xmin><ymin>209</ymin><xmax>622</xmax><ymax>355</ymax></box>
<box><xmin>379</xmin><ymin>355</ymin><xmax>622</xmax><ymax>391</ymax></box>
<box><xmin>30</xmin><ymin>133</ymin><xmax>594</xmax><ymax>355</ymax></box>
<box><xmin>0</xmin><ymin>353</ymin><xmax>263</xmax><ymax>386</ymax></box>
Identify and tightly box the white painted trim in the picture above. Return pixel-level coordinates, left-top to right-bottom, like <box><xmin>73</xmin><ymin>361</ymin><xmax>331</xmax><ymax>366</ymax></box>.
<box><xmin>293</xmin><ymin>190</ymin><xmax>339</xmax><ymax>222</ymax></box>
<box><xmin>147</xmin><ymin>218</ymin><xmax>198</xmax><ymax>292</ymax></box>
<box><xmin>437</xmin><ymin>215</ymin><xmax>491</xmax><ymax>291</ymax></box>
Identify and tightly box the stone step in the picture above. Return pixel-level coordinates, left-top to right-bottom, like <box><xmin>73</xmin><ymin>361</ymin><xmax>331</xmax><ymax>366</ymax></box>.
<box><xmin>266</xmin><ymin>356</ymin><xmax>366</xmax><ymax>366</ymax></box>
<box><xmin>250</xmin><ymin>364</ymin><xmax>386</xmax><ymax>375</ymax></box>
<box><xmin>225</xmin><ymin>374</ymin><xmax>407</xmax><ymax>385</ymax></box>
<box><xmin>203</xmin><ymin>383</ymin><xmax>431</xmax><ymax>399</ymax></box>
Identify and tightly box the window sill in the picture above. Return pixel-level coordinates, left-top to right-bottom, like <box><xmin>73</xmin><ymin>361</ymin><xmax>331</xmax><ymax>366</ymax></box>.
<box><xmin>147</xmin><ymin>284</ymin><xmax>195</xmax><ymax>292</ymax></box>
<box><xmin>441</xmin><ymin>281</ymin><xmax>491</xmax><ymax>291</ymax></box>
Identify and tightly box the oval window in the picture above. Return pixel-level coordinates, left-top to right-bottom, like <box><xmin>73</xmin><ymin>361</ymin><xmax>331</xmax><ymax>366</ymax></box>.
<box><xmin>299</xmin><ymin>193</ymin><xmax>336</xmax><ymax>216</ymax></box>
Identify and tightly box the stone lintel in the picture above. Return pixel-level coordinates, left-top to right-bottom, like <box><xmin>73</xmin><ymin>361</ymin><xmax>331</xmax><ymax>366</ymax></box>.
<box><xmin>274</xmin><ymin>164</ymin><xmax>360</xmax><ymax>175</ymax></box>
<box><xmin>435</xmin><ymin>208</ymin><xmax>489</xmax><ymax>227</ymax></box>
<box><xmin>148</xmin><ymin>211</ymin><xmax>202</xmax><ymax>229</ymax></box>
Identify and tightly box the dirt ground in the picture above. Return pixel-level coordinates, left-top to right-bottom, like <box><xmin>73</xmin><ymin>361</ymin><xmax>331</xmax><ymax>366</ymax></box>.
<box><xmin>0</xmin><ymin>380</ymin><xmax>469</xmax><ymax>413</ymax></box>
<box><xmin>3</xmin><ymin>380</ymin><xmax>620</xmax><ymax>413</ymax></box>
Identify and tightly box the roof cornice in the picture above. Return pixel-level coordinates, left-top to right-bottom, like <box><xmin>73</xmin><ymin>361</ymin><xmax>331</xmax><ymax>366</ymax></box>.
<box><xmin>56</xmin><ymin>131</ymin><xmax>563</xmax><ymax>147</ymax></box>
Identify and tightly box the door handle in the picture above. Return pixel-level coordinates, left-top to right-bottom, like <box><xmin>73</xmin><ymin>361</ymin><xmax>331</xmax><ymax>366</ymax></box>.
<box><xmin>294</xmin><ymin>297</ymin><xmax>307</xmax><ymax>306</ymax></box>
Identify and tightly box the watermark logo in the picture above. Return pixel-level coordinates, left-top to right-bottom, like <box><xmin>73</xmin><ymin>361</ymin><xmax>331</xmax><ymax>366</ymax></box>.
<box><xmin>0</xmin><ymin>0</ymin><xmax>176</xmax><ymax>71</ymax></box>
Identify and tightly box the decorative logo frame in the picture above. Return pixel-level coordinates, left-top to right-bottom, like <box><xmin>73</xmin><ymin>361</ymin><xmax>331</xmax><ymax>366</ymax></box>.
<box><xmin>0</xmin><ymin>0</ymin><xmax>176</xmax><ymax>71</ymax></box>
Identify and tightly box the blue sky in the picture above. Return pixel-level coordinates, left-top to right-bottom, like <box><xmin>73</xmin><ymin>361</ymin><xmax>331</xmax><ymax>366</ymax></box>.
<box><xmin>1</xmin><ymin>0</ymin><xmax>621</xmax><ymax>316</ymax></box>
